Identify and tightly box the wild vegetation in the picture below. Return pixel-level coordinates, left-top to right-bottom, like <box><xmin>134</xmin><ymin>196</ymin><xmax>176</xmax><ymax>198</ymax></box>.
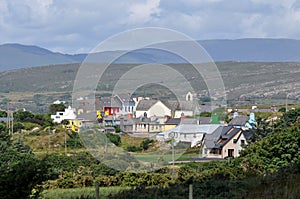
<box><xmin>0</xmin><ymin>107</ymin><xmax>299</xmax><ymax>198</ymax></box>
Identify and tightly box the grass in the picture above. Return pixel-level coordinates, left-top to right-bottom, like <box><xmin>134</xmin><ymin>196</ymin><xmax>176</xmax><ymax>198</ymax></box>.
<box><xmin>120</xmin><ymin>135</ymin><xmax>145</xmax><ymax>149</ymax></box>
<box><xmin>42</xmin><ymin>186</ymin><xmax>130</xmax><ymax>199</ymax></box>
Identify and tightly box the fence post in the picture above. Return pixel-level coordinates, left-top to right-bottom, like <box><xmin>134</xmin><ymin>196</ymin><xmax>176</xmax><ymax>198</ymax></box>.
<box><xmin>189</xmin><ymin>184</ymin><xmax>193</xmax><ymax>199</ymax></box>
<box><xmin>95</xmin><ymin>182</ymin><xmax>100</xmax><ymax>199</ymax></box>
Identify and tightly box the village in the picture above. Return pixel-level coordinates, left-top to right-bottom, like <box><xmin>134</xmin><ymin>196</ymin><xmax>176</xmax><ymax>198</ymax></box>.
<box><xmin>50</xmin><ymin>91</ymin><xmax>280</xmax><ymax>160</ymax></box>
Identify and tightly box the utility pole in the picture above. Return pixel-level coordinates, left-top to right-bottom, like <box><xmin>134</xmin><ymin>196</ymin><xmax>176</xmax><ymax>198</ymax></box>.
<box><xmin>48</xmin><ymin>127</ymin><xmax>51</xmax><ymax>153</ymax></box>
<box><xmin>168</xmin><ymin>132</ymin><xmax>175</xmax><ymax>177</ymax></box>
<box><xmin>286</xmin><ymin>93</ymin><xmax>288</xmax><ymax>112</ymax></box>
<box><xmin>65</xmin><ymin>130</ymin><xmax>67</xmax><ymax>155</ymax></box>
<box><xmin>74</xmin><ymin>131</ymin><xmax>78</xmax><ymax>156</ymax></box>
<box><xmin>7</xmin><ymin>110</ymin><xmax>13</xmax><ymax>135</ymax></box>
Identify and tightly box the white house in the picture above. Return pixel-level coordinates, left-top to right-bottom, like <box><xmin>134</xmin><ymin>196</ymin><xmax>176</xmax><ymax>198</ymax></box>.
<box><xmin>135</xmin><ymin>99</ymin><xmax>172</xmax><ymax>118</ymax></box>
<box><xmin>115</xmin><ymin>94</ymin><xmax>135</xmax><ymax>116</ymax></box>
<box><xmin>201</xmin><ymin>126</ymin><xmax>248</xmax><ymax>158</ymax></box>
<box><xmin>157</xmin><ymin>124</ymin><xmax>222</xmax><ymax>147</ymax></box>
<box><xmin>51</xmin><ymin>106</ymin><xmax>77</xmax><ymax>123</ymax></box>
<box><xmin>174</xmin><ymin>101</ymin><xmax>200</xmax><ymax>118</ymax></box>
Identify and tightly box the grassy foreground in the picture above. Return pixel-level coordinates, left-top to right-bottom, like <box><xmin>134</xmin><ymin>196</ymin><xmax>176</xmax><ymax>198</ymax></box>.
<box><xmin>42</xmin><ymin>186</ymin><xmax>130</xmax><ymax>199</ymax></box>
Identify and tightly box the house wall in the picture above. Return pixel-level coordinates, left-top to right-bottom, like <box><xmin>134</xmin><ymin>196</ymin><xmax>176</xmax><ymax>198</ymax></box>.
<box><xmin>133</xmin><ymin>123</ymin><xmax>165</xmax><ymax>133</ymax></box>
<box><xmin>136</xmin><ymin>101</ymin><xmax>172</xmax><ymax>118</ymax></box>
<box><xmin>202</xmin><ymin>144</ymin><xmax>212</xmax><ymax>157</ymax></box>
<box><xmin>164</xmin><ymin>124</ymin><xmax>177</xmax><ymax>131</ymax></box>
<box><xmin>104</xmin><ymin>107</ymin><xmax>120</xmax><ymax>116</ymax></box>
<box><xmin>221</xmin><ymin>131</ymin><xmax>247</xmax><ymax>158</ymax></box>
<box><xmin>120</xmin><ymin>105</ymin><xmax>134</xmax><ymax>115</ymax></box>
<box><xmin>149</xmin><ymin>124</ymin><xmax>165</xmax><ymax>133</ymax></box>
<box><xmin>174</xmin><ymin>110</ymin><xmax>194</xmax><ymax>118</ymax></box>
<box><xmin>134</xmin><ymin>123</ymin><xmax>149</xmax><ymax>133</ymax></box>
<box><xmin>149</xmin><ymin>101</ymin><xmax>172</xmax><ymax>117</ymax></box>
<box><xmin>175</xmin><ymin>133</ymin><xmax>204</xmax><ymax>147</ymax></box>
<box><xmin>51</xmin><ymin>106</ymin><xmax>76</xmax><ymax>123</ymax></box>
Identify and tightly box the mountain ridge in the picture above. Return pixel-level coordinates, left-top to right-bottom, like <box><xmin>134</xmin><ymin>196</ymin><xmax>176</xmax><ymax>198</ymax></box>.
<box><xmin>2</xmin><ymin>38</ymin><xmax>300</xmax><ymax>71</ymax></box>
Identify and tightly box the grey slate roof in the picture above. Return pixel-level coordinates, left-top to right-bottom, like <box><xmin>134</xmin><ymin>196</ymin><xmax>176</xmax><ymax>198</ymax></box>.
<box><xmin>159</xmin><ymin>124</ymin><xmax>222</xmax><ymax>135</ymax></box>
<box><xmin>177</xmin><ymin>101</ymin><xmax>199</xmax><ymax>111</ymax></box>
<box><xmin>100</xmin><ymin>97</ymin><xmax>122</xmax><ymax>108</ymax></box>
<box><xmin>204</xmin><ymin>126</ymin><xmax>232</xmax><ymax>148</ymax></box>
<box><xmin>212</xmin><ymin>128</ymin><xmax>243</xmax><ymax>149</ymax></box>
<box><xmin>77</xmin><ymin>112</ymin><xmax>98</xmax><ymax>121</ymax></box>
<box><xmin>165</xmin><ymin>118</ymin><xmax>198</xmax><ymax>125</ymax></box>
<box><xmin>135</xmin><ymin>99</ymin><xmax>158</xmax><ymax>110</ymax></box>
<box><xmin>165</xmin><ymin>118</ymin><xmax>181</xmax><ymax>125</ymax></box>
<box><xmin>228</xmin><ymin>115</ymin><xmax>249</xmax><ymax>126</ymax></box>
<box><xmin>199</xmin><ymin>117</ymin><xmax>212</xmax><ymax>124</ymax></box>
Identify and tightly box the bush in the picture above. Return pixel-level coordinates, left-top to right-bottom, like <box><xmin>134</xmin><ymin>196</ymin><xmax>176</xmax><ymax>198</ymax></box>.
<box><xmin>106</xmin><ymin>133</ymin><xmax>121</xmax><ymax>147</ymax></box>
<box><xmin>125</xmin><ymin>145</ymin><xmax>142</xmax><ymax>152</ymax></box>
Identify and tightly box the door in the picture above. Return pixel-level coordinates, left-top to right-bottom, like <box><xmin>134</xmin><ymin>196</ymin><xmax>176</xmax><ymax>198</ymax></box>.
<box><xmin>228</xmin><ymin>149</ymin><xmax>234</xmax><ymax>157</ymax></box>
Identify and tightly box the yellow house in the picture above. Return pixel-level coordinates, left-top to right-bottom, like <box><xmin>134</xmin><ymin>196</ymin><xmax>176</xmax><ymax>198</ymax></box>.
<box><xmin>164</xmin><ymin>118</ymin><xmax>181</xmax><ymax>131</ymax></box>
<box><xmin>164</xmin><ymin>118</ymin><xmax>198</xmax><ymax>131</ymax></box>
<box><xmin>63</xmin><ymin>119</ymin><xmax>84</xmax><ymax>132</ymax></box>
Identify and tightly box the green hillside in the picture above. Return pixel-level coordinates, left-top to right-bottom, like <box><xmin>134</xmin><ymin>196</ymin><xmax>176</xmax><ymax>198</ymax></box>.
<box><xmin>0</xmin><ymin>62</ymin><xmax>299</xmax><ymax>112</ymax></box>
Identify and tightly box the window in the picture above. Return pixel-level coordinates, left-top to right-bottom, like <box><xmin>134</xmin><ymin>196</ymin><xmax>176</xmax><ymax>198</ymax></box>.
<box><xmin>193</xmin><ymin>134</ymin><xmax>196</xmax><ymax>138</ymax></box>
<box><xmin>184</xmin><ymin>134</ymin><xmax>187</xmax><ymax>138</ymax></box>
<box><xmin>59</xmin><ymin>113</ymin><xmax>63</xmax><ymax>116</ymax></box>
<box><xmin>241</xmin><ymin>140</ymin><xmax>245</xmax><ymax>145</ymax></box>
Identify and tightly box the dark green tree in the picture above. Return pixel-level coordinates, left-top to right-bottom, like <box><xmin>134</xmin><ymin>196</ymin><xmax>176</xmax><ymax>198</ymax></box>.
<box><xmin>14</xmin><ymin>110</ymin><xmax>34</xmax><ymax>123</ymax></box>
<box><xmin>106</xmin><ymin>133</ymin><xmax>121</xmax><ymax>147</ymax></box>
<box><xmin>0</xmin><ymin>110</ymin><xmax>7</xmax><ymax>117</ymax></box>
<box><xmin>0</xmin><ymin>130</ymin><xmax>51</xmax><ymax>199</ymax></box>
<box><xmin>248</xmin><ymin>116</ymin><xmax>274</xmax><ymax>142</ymax></box>
<box><xmin>49</xmin><ymin>104</ymin><xmax>66</xmax><ymax>115</ymax></box>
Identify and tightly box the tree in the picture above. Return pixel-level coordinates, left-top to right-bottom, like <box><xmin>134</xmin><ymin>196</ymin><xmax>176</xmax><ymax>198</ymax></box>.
<box><xmin>14</xmin><ymin>110</ymin><xmax>34</xmax><ymax>123</ymax></box>
<box><xmin>248</xmin><ymin>117</ymin><xmax>274</xmax><ymax>142</ymax></box>
<box><xmin>33</xmin><ymin>113</ymin><xmax>53</xmax><ymax>127</ymax></box>
<box><xmin>49</xmin><ymin>104</ymin><xmax>66</xmax><ymax>115</ymax></box>
<box><xmin>106</xmin><ymin>133</ymin><xmax>121</xmax><ymax>147</ymax></box>
<box><xmin>277</xmin><ymin>108</ymin><xmax>300</xmax><ymax>128</ymax></box>
<box><xmin>0</xmin><ymin>129</ymin><xmax>51</xmax><ymax>198</ymax></box>
<box><xmin>0</xmin><ymin>110</ymin><xmax>7</xmax><ymax>117</ymax></box>
<box><xmin>61</xmin><ymin>119</ymin><xmax>69</xmax><ymax>125</ymax></box>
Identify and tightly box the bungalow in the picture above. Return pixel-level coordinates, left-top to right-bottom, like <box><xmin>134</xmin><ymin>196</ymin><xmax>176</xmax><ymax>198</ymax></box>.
<box><xmin>157</xmin><ymin>124</ymin><xmax>222</xmax><ymax>147</ymax></box>
<box><xmin>119</xmin><ymin>115</ymin><xmax>166</xmax><ymax>133</ymax></box>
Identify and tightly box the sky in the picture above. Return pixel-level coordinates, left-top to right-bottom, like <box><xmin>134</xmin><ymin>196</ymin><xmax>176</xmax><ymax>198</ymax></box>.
<box><xmin>0</xmin><ymin>0</ymin><xmax>300</xmax><ymax>54</ymax></box>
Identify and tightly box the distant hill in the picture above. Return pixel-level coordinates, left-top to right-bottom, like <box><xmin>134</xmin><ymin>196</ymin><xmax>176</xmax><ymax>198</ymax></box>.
<box><xmin>0</xmin><ymin>44</ymin><xmax>84</xmax><ymax>71</ymax></box>
<box><xmin>200</xmin><ymin>38</ymin><xmax>300</xmax><ymax>62</ymax></box>
<box><xmin>2</xmin><ymin>38</ymin><xmax>300</xmax><ymax>71</ymax></box>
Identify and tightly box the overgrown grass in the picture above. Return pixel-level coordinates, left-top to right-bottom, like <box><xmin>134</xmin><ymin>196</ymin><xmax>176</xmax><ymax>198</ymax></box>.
<box><xmin>42</xmin><ymin>186</ymin><xmax>130</xmax><ymax>199</ymax></box>
<box><xmin>120</xmin><ymin>135</ymin><xmax>144</xmax><ymax>149</ymax></box>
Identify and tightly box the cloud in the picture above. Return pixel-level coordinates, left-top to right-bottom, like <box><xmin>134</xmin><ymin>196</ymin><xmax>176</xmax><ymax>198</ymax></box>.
<box><xmin>0</xmin><ymin>0</ymin><xmax>300</xmax><ymax>53</ymax></box>
<box><xmin>127</xmin><ymin>0</ymin><xmax>161</xmax><ymax>24</ymax></box>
